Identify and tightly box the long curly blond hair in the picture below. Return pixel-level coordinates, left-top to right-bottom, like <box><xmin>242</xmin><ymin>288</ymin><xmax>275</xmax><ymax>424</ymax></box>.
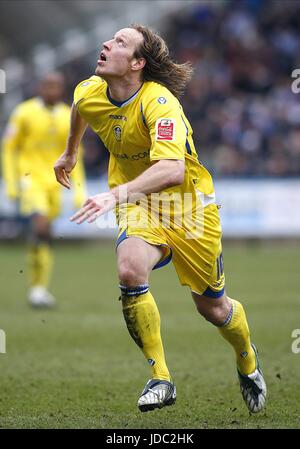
<box><xmin>131</xmin><ymin>24</ymin><xmax>193</xmax><ymax>99</ymax></box>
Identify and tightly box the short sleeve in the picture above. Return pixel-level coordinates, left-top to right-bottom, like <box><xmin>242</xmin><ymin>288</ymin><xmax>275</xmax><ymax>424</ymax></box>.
<box><xmin>73</xmin><ymin>75</ymin><xmax>103</xmax><ymax>106</ymax></box>
<box><xmin>143</xmin><ymin>91</ymin><xmax>187</xmax><ymax>162</ymax></box>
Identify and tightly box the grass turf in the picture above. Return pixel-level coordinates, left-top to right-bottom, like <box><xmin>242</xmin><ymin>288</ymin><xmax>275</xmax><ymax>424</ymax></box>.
<box><xmin>0</xmin><ymin>241</ymin><xmax>299</xmax><ymax>429</ymax></box>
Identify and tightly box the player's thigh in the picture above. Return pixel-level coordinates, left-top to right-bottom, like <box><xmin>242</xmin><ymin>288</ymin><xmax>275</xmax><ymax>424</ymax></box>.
<box><xmin>20</xmin><ymin>185</ymin><xmax>59</xmax><ymax>236</ymax></box>
<box><xmin>168</xmin><ymin>204</ymin><xmax>223</xmax><ymax>296</ymax></box>
<box><xmin>20</xmin><ymin>186</ymin><xmax>48</xmax><ymax>218</ymax></box>
<box><xmin>117</xmin><ymin>236</ymin><xmax>163</xmax><ymax>283</ymax></box>
<box><xmin>48</xmin><ymin>187</ymin><xmax>62</xmax><ymax>221</ymax></box>
<box><xmin>20</xmin><ymin>187</ymin><xmax>50</xmax><ymax>234</ymax></box>
<box><xmin>30</xmin><ymin>213</ymin><xmax>51</xmax><ymax>236</ymax></box>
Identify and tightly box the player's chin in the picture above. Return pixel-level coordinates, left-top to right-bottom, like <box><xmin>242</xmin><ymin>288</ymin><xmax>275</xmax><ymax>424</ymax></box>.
<box><xmin>95</xmin><ymin>65</ymin><xmax>103</xmax><ymax>76</ymax></box>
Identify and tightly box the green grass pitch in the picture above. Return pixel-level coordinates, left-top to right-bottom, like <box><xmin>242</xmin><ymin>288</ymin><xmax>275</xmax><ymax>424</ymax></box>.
<box><xmin>0</xmin><ymin>241</ymin><xmax>299</xmax><ymax>429</ymax></box>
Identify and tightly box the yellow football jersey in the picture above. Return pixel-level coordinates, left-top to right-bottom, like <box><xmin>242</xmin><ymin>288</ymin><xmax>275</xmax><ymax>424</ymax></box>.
<box><xmin>2</xmin><ymin>97</ymin><xmax>85</xmax><ymax>199</ymax></box>
<box><xmin>74</xmin><ymin>76</ymin><xmax>215</xmax><ymax>207</ymax></box>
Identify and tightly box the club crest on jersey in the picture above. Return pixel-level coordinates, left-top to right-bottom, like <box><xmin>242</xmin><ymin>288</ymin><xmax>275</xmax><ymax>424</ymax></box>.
<box><xmin>148</xmin><ymin>359</ymin><xmax>156</xmax><ymax>366</ymax></box>
<box><xmin>81</xmin><ymin>82</ymin><xmax>90</xmax><ymax>87</ymax></box>
<box><xmin>113</xmin><ymin>125</ymin><xmax>122</xmax><ymax>142</ymax></box>
<box><xmin>155</xmin><ymin>118</ymin><xmax>176</xmax><ymax>141</ymax></box>
<box><xmin>158</xmin><ymin>96</ymin><xmax>167</xmax><ymax>104</ymax></box>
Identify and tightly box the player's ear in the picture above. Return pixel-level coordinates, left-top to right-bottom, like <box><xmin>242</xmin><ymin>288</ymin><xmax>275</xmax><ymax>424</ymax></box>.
<box><xmin>131</xmin><ymin>57</ymin><xmax>146</xmax><ymax>72</ymax></box>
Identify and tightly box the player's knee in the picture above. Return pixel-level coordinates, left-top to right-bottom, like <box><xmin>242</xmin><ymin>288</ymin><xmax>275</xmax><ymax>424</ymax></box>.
<box><xmin>195</xmin><ymin>299</ymin><xmax>230</xmax><ymax>327</ymax></box>
<box><xmin>30</xmin><ymin>215</ymin><xmax>51</xmax><ymax>243</ymax></box>
<box><xmin>205</xmin><ymin>307</ymin><xmax>228</xmax><ymax>326</ymax></box>
<box><xmin>35</xmin><ymin>228</ymin><xmax>51</xmax><ymax>242</ymax></box>
<box><xmin>118</xmin><ymin>258</ymin><xmax>148</xmax><ymax>286</ymax></box>
<box><xmin>33</xmin><ymin>226</ymin><xmax>51</xmax><ymax>242</ymax></box>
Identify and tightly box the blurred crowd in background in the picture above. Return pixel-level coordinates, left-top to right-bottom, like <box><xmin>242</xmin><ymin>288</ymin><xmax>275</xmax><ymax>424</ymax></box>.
<box><xmin>4</xmin><ymin>0</ymin><xmax>300</xmax><ymax>179</ymax></box>
<box><xmin>167</xmin><ymin>0</ymin><xmax>300</xmax><ymax>177</ymax></box>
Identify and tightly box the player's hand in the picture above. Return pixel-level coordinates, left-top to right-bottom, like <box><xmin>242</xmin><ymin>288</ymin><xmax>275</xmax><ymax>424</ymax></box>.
<box><xmin>54</xmin><ymin>152</ymin><xmax>77</xmax><ymax>189</ymax></box>
<box><xmin>70</xmin><ymin>192</ymin><xmax>117</xmax><ymax>224</ymax></box>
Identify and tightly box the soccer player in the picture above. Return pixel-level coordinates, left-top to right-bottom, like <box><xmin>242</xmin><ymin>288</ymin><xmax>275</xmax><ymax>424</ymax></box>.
<box><xmin>2</xmin><ymin>72</ymin><xmax>86</xmax><ymax>307</ymax></box>
<box><xmin>54</xmin><ymin>25</ymin><xmax>267</xmax><ymax>413</ymax></box>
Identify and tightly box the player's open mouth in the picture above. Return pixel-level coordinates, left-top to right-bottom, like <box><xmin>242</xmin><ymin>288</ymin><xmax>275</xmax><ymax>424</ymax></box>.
<box><xmin>98</xmin><ymin>52</ymin><xmax>107</xmax><ymax>64</ymax></box>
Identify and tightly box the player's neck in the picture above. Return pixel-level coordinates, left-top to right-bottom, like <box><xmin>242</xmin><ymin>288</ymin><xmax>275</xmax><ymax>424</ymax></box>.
<box><xmin>106</xmin><ymin>78</ymin><xmax>143</xmax><ymax>103</ymax></box>
<box><xmin>39</xmin><ymin>97</ymin><xmax>59</xmax><ymax>108</ymax></box>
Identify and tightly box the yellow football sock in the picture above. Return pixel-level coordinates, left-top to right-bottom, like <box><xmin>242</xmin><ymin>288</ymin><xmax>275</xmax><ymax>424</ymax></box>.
<box><xmin>28</xmin><ymin>243</ymin><xmax>53</xmax><ymax>288</ymax></box>
<box><xmin>121</xmin><ymin>290</ymin><xmax>170</xmax><ymax>381</ymax></box>
<box><xmin>218</xmin><ymin>298</ymin><xmax>256</xmax><ymax>375</ymax></box>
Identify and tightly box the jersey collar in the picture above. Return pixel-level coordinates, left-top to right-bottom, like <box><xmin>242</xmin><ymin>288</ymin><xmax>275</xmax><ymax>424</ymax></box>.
<box><xmin>106</xmin><ymin>83</ymin><xmax>143</xmax><ymax>108</ymax></box>
<box><xmin>36</xmin><ymin>97</ymin><xmax>60</xmax><ymax>112</ymax></box>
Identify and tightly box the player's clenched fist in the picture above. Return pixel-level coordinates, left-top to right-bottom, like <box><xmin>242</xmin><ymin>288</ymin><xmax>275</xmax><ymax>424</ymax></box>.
<box><xmin>70</xmin><ymin>192</ymin><xmax>117</xmax><ymax>224</ymax></box>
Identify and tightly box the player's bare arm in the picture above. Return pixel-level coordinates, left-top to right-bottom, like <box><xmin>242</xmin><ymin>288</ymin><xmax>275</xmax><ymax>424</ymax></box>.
<box><xmin>70</xmin><ymin>159</ymin><xmax>185</xmax><ymax>224</ymax></box>
<box><xmin>54</xmin><ymin>103</ymin><xmax>87</xmax><ymax>189</ymax></box>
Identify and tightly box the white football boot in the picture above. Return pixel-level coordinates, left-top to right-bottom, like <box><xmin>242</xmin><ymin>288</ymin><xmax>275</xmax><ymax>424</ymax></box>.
<box><xmin>238</xmin><ymin>343</ymin><xmax>267</xmax><ymax>413</ymax></box>
<box><xmin>138</xmin><ymin>379</ymin><xmax>176</xmax><ymax>412</ymax></box>
<box><xmin>28</xmin><ymin>286</ymin><xmax>56</xmax><ymax>308</ymax></box>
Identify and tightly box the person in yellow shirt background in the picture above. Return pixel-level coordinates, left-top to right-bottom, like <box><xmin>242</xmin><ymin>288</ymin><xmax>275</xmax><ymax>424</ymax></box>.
<box><xmin>1</xmin><ymin>72</ymin><xmax>86</xmax><ymax>307</ymax></box>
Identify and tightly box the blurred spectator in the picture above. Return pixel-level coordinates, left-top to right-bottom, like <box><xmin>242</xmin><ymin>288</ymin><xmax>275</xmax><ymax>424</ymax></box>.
<box><xmin>166</xmin><ymin>0</ymin><xmax>300</xmax><ymax>177</ymax></box>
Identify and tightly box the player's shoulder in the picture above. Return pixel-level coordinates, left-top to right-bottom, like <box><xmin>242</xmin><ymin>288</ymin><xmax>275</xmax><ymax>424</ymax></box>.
<box><xmin>10</xmin><ymin>97</ymin><xmax>39</xmax><ymax>118</ymax></box>
<box><xmin>76</xmin><ymin>75</ymin><xmax>104</xmax><ymax>90</ymax></box>
<box><xmin>74</xmin><ymin>75</ymin><xmax>106</xmax><ymax>105</ymax></box>
<box><xmin>142</xmin><ymin>81</ymin><xmax>180</xmax><ymax>108</ymax></box>
<box><xmin>57</xmin><ymin>101</ymin><xmax>71</xmax><ymax>113</ymax></box>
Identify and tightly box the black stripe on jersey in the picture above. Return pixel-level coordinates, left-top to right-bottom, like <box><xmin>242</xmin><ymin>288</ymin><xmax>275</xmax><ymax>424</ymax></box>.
<box><xmin>181</xmin><ymin>115</ymin><xmax>192</xmax><ymax>155</ymax></box>
<box><xmin>140</xmin><ymin>102</ymin><xmax>147</xmax><ymax>127</ymax></box>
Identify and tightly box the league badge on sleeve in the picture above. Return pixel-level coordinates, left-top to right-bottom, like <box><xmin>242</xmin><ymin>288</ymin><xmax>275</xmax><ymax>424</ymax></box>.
<box><xmin>155</xmin><ymin>118</ymin><xmax>176</xmax><ymax>141</ymax></box>
<box><xmin>157</xmin><ymin>96</ymin><xmax>167</xmax><ymax>104</ymax></box>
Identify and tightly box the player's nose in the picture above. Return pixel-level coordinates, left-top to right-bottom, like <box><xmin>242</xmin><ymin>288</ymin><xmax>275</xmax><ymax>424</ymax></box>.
<box><xmin>102</xmin><ymin>40</ymin><xmax>112</xmax><ymax>51</ymax></box>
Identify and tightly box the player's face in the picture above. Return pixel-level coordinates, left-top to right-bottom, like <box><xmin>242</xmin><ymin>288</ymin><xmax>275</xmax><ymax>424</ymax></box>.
<box><xmin>39</xmin><ymin>74</ymin><xmax>64</xmax><ymax>105</ymax></box>
<box><xmin>95</xmin><ymin>28</ymin><xmax>144</xmax><ymax>79</ymax></box>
